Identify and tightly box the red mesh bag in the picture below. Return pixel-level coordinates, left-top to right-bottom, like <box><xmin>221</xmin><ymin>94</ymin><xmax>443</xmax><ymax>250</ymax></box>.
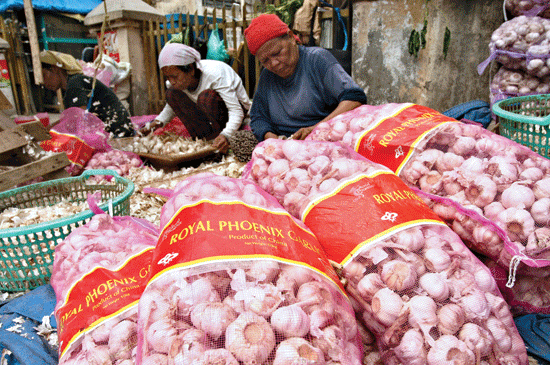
<box><xmin>243</xmin><ymin>139</ymin><xmax>528</xmax><ymax>364</ymax></box>
<box><xmin>136</xmin><ymin>173</ymin><xmax>362</xmax><ymax>365</ymax></box>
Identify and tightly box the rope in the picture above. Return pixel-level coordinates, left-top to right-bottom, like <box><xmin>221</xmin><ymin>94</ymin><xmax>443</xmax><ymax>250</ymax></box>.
<box><xmin>506</xmin><ymin>255</ymin><xmax>522</xmax><ymax>288</ymax></box>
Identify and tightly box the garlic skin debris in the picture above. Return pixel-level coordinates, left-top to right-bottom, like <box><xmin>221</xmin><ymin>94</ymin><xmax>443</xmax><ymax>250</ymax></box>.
<box><xmin>225</xmin><ymin>312</ymin><xmax>276</xmax><ymax>364</ymax></box>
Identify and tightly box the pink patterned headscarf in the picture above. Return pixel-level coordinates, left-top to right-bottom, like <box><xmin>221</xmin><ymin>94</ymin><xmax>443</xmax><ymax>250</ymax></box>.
<box><xmin>158</xmin><ymin>43</ymin><xmax>202</xmax><ymax>71</ymax></box>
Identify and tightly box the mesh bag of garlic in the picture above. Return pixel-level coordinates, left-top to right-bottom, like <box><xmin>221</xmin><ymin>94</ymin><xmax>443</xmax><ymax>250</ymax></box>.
<box><xmin>135</xmin><ymin>173</ymin><xmax>362</xmax><ymax>365</ymax></box>
<box><xmin>306</xmin><ymin>104</ymin><xmax>550</xmax><ymax>303</ymax></box>
<box><xmin>50</xmin><ymin>209</ymin><xmax>159</xmax><ymax>365</ymax></box>
<box><xmin>490</xmin><ymin>66</ymin><xmax>550</xmax><ymax>107</ymax></box>
<box><xmin>243</xmin><ymin>139</ymin><xmax>529</xmax><ymax>365</ymax></box>
<box><xmin>478</xmin><ymin>15</ymin><xmax>550</xmax><ymax>79</ymax></box>
<box><xmin>506</xmin><ymin>0</ymin><xmax>550</xmax><ymax>18</ymax></box>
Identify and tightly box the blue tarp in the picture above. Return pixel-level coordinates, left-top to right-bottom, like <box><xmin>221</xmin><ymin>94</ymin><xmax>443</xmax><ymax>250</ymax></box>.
<box><xmin>0</xmin><ymin>0</ymin><xmax>101</xmax><ymax>15</ymax></box>
<box><xmin>0</xmin><ymin>285</ymin><xmax>58</xmax><ymax>365</ymax></box>
<box><xmin>515</xmin><ymin>314</ymin><xmax>550</xmax><ymax>364</ymax></box>
<box><xmin>442</xmin><ymin>100</ymin><xmax>493</xmax><ymax>129</ymax></box>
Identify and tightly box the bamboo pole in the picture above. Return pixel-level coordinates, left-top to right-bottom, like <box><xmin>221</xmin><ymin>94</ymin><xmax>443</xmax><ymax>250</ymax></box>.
<box><xmin>242</xmin><ymin>5</ymin><xmax>250</xmax><ymax>95</ymax></box>
<box><xmin>169</xmin><ymin>13</ymin><xmax>175</xmax><ymax>40</ymax></box>
<box><xmin>23</xmin><ymin>0</ymin><xmax>42</xmax><ymax>85</ymax></box>
<box><xmin>203</xmin><ymin>9</ymin><xmax>209</xmax><ymax>42</ymax></box>
<box><xmin>222</xmin><ymin>5</ymin><xmax>227</xmax><ymax>50</ymax></box>
<box><xmin>162</xmin><ymin>16</ymin><xmax>169</xmax><ymax>46</ymax></box>
<box><xmin>194</xmin><ymin>11</ymin><xmax>199</xmax><ymax>42</ymax></box>
<box><xmin>178</xmin><ymin>12</ymin><xmax>184</xmax><ymax>35</ymax></box>
<box><xmin>155</xmin><ymin>20</ymin><xmax>166</xmax><ymax>105</ymax></box>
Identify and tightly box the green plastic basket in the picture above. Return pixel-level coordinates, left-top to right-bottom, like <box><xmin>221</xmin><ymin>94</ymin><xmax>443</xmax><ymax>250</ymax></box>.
<box><xmin>492</xmin><ymin>94</ymin><xmax>550</xmax><ymax>158</ymax></box>
<box><xmin>0</xmin><ymin>169</ymin><xmax>134</xmax><ymax>292</ymax></box>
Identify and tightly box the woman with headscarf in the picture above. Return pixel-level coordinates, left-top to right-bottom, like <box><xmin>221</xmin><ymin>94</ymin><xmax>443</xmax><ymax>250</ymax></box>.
<box><xmin>142</xmin><ymin>43</ymin><xmax>252</xmax><ymax>153</ymax></box>
<box><xmin>244</xmin><ymin>14</ymin><xmax>367</xmax><ymax>141</ymax></box>
<box><xmin>40</xmin><ymin>50</ymin><xmax>135</xmax><ymax>138</ymax></box>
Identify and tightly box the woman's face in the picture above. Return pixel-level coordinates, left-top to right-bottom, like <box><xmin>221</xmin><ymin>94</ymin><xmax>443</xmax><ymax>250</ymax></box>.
<box><xmin>42</xmin><ymin>66</ymin><xmax>62</xmax><ymax>91</ymax></box>
<box><xmin>162</xmin><ymin>65</ymin><xmax>196</xmax><ymax>91</ymax></box>
<box><xmin>256</xmin><ymin>33</ymin><xmax>299</xmax><ymax>79</ymax></box>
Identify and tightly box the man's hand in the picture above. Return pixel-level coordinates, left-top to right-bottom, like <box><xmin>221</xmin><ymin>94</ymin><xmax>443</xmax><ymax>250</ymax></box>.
<box><xmin>212</xmin><ymin>135</ymin><xmax>230</xmax><ymax>153</ymax></box>
<box><xmin>291</xmin><ymin>125</ymin><xmax>315</xmax><ymax>140</ymax></box>
<box><xmin>139</xmin><ymin>120</ymin><xmax>164</xmax><ymax>136</ymax></box>
<box><xmin>264</xmin><ymin>132</ymin><xmax>279</xmax><ymax>140</ymax></box>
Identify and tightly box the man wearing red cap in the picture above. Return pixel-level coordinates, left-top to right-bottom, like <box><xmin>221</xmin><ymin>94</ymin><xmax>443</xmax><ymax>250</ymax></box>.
<box><xmin>244</xmin><ymin>13</ymin><xmax>366</xmax><ymax>141</ymax></box>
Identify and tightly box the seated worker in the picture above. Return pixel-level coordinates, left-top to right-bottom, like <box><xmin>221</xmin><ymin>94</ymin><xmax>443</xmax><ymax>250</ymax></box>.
<box><xmin>244</xmin><ymin>14</ymin><xmax>367</xmax><ymax>141</ymax></box>
<box><xmin>141</xmin><ymin>43</ymin><xmax>252</xmax><ymax>154</ymax></box>
<box><xmin>40</xmin><ymin>50</ymin><xmax>135</xmax><ymax>138</ymax></box>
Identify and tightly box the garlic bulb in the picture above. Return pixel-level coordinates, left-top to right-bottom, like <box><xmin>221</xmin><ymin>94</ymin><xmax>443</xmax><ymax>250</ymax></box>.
<box><xmin>427</xmin><ymin>335</ymin><xmax>475</xmax><ymax>365</ymax></box>
<box><xmin>273</xmin><ymin>337</ymin><xmax>326</xmax><ymax>365</ymax></box>
<box><xmin>437</xmin><ymin>304</ymin><xmax>465</xmax><ymax>335</ymax></box>
<box><xmin>190</xmin><ymin>302</ymin><xmax>238</xmax><ymax>340</ymax></box>
<box><xmin>225</xmin><ymin>312</ymin><xmax>276</xmax><ymax>364</ymax></box>
<box><xmin>458</xmin><ymin>323</ymin><xmax>492</xmax><ymax>357</ymax></box>
<box><xmin>271</xmin><ymin>304</ymin><xmax>310</xmax><ymax>338</ymax></box>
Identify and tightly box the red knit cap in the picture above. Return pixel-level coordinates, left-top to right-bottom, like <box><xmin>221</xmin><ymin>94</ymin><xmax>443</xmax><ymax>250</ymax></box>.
<box><xmin>244</xmin><ymin>14</ymin><xmax>291</xmax><ymax>56</ymax></box>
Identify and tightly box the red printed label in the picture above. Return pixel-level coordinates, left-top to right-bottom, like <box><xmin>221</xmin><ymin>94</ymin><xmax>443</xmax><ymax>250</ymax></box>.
<box><xmin>356</xmin><ymin>104</ymin><xmax>457</xmax><ymax>173</ymax></box>
<box><xmin>303</xmin><ymin>172</ymin><xmax>443</xmax><ymax>265</ymax></box>
<box><xmin>40</xmin><ymin>131</ymin><xmax>94</xmax><ymax>166</ymax></box>
<box><xmin>56</xmin><ymin>248</ymin><xmax>153</xmax><ymax>356</ymax></box>
<box><xmin>154</xmin><ymin>201</ymin><xmax>341</xmax><ymax>288</ymax></box>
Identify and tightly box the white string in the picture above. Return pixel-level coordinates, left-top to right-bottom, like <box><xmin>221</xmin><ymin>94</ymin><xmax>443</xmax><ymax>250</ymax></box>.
<box><xmin>503</xmin><ymin>0</ymin><xmax>509</xmax><ymax>22</ymax></box>
<box><xmin>506</xmin><ymin>255</ymin><xmax>522</xmax><ymax>288</ymax></box>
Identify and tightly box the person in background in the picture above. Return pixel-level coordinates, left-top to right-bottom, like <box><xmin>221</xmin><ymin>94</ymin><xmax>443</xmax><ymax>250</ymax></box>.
<box><xmin>141</xmin><ymin>43</ymin><xmax>251</xmax><ymax>154</ymax></box>
<box><xmin>244</xmin><ymin>13</ymin><xmax>367</xmax><ymax>141</ymax></box>
<box><xmin>40</xmin><ymin>50</ymin><xmax>135</xmax><ymax>138</ymax></box>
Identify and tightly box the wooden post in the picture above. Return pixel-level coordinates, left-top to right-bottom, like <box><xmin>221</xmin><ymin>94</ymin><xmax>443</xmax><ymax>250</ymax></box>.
<box><xmin>23</xmin><ymin>0</ymin><xmax>43</xmax><ymax>85</ymax></box>
<box><xmin>203</xmin><ymin>9</ymin><xmax>209</xmax><ymax>42</ymax></box>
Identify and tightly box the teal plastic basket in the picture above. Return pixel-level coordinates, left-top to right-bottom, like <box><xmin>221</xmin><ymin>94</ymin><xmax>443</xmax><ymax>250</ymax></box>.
<box><xmin>492</xmin><ymin>94</ymin><xmax>550</xmax><ymax>158</ymax></box>
<box><xmin>0</xmin><ymin>169</ymin><xmax>134</xmax><ymax>292</ymax></box>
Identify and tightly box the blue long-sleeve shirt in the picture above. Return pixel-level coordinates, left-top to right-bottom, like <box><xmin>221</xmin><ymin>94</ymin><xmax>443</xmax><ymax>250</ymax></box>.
<box><xmin>250</xmin><ymin>46</ymin><xmax>367</xmax><ymax>141</ymax></box>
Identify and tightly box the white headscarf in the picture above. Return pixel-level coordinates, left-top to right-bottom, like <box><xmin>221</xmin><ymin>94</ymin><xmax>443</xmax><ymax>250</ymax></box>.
<box><xmin>158</xmin><ymin>43</ymin><xmax>202</xmax><ymax>71</ymax></box>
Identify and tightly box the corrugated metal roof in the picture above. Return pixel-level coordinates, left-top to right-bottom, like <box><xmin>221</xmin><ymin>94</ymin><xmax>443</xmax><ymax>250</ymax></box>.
<box><xmin>0</xmin><ymin>0</ymin><xmax>102</xmax><ymax>15</ymax></box>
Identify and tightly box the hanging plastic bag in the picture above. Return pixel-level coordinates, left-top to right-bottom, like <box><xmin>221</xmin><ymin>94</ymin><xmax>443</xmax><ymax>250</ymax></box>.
<box><xmin>40</xmin><ymin>107</ymin><xmax>112</xmax><ymax>175</ymax></box>
<box><xmin>206</xmin><ymin>24</ymin><xmax>230</xmax><ymax>62</ymax></box>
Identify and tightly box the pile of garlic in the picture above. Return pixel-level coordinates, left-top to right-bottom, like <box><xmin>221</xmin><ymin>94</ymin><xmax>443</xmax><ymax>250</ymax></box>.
<box><xmin>490</xmin><ymin>66</ymin><xmax>550</xmax><ymax>104</ymax></box>
<box><xmin>506</xmin><ymin>0</ymin><xmax>550</xmax><ymax>18</ymax></box>
<box><xmin>489</xmin><ymin>15</ymin><xmax>550</xmax><ymax>78</ymax></box>
<box><xmin>126</xmin><ymin>156</ymin><xmax>246</xmax><ymax>225</ymax></box>
<box><xmin>118</xmin><ymin>134</ymin><xmax>213</xmax><ymax>156</ymax></box>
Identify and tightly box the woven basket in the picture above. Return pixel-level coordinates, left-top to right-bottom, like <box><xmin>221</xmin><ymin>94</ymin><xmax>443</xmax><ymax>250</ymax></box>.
<box><xmin>0</xmin><ymin>169</ymin><xmax>134</xmax><ymax>292</ymax></box>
